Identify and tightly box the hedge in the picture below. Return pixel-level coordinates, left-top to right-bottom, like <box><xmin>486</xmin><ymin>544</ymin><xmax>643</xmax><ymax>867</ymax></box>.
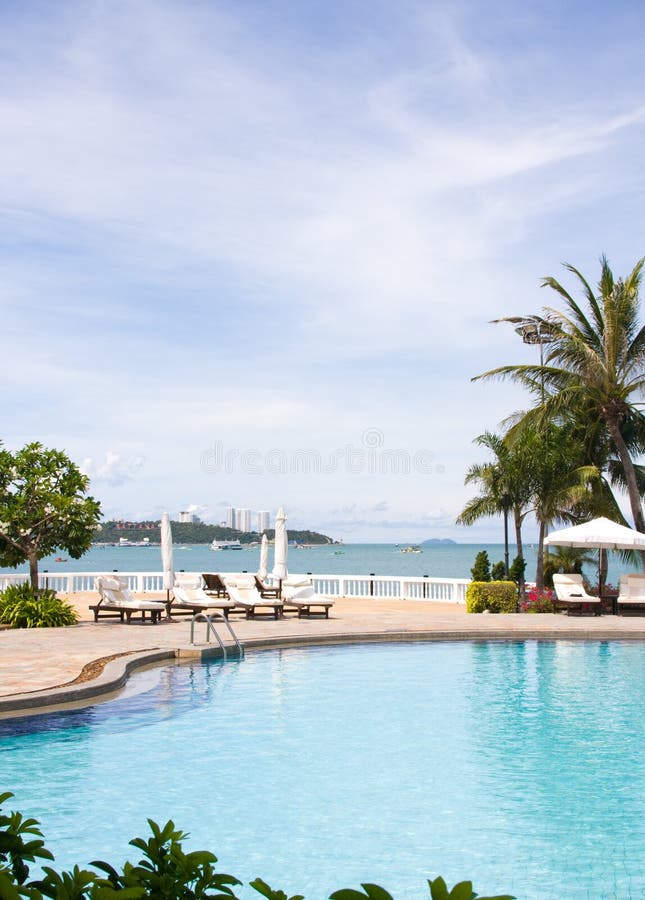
<box><xmin>466</xmin><ymin>581</ymin><xmax>517</xmax><ymax>614</ymax></box>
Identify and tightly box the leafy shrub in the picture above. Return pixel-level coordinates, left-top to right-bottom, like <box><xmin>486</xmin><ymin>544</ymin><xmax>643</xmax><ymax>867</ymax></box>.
<box><xmin>466</xmin><ymin>581</ymin><xmax>517</xmax><ymax>614</ymax></box>
<box><xmin>0</xmin><ymin>791</ymin><xmax>515</xmax><ymax>900</ymax></box>
<box><xmin>0</xmin><ymin>582</ymin><xmax>78</xmax><ymax>628</ymax></box>
<box><xmin>490</xmin><ymin>561</ymin><xmax>506</xmax><ymax>581</ymax></box>
<box><xmin>470</xmin><ymin>551</ymin><xmax>491</xmax><ymax>582</ymax></box>
<box><xmin>519</xmin><ymin>588</ymin><xmax>555</xmax><ymax>613</ymax></box>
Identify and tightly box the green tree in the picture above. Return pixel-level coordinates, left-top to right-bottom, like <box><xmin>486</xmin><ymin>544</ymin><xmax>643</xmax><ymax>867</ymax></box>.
<box><xmin>476</xmin><ymin>256</ymin><xmax>645</xmax><ymax>535</ymax></box>
<box><xmin>0</xmin><ymin>443</ymin><xmax>101</xmax><ymax>590</ymax></box>
<box><xmin>470</xmin><ymin>550</ymin><xmax>491</xmax><ymax>581</ymax></box>
<box><xmin>491</xmin><ymin>561</ymin><xmax>506</xmax><ymax>580</ymax></box>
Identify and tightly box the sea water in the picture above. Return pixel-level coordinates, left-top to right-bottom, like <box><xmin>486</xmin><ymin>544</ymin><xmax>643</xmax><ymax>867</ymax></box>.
<box><xmin>0</xmin><ymin>542</ymin><xmax>634</xmax><ymax>588</ymax></box>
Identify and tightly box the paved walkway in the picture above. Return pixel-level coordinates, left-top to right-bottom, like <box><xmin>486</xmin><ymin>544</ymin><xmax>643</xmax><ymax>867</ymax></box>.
<box><xmin>2</xmin><ymin>593</ymin><xmax>645</xmax><ymax>717</ymax></box>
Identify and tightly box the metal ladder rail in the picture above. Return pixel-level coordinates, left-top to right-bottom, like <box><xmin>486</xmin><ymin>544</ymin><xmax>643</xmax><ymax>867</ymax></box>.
<box><xmin>190</xmin><ymin>611</ymin><xmax>244</xmax><ymax>659</ymax></box>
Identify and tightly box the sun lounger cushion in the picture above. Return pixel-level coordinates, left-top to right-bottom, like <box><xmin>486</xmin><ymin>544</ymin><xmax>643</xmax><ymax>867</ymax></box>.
<box><xmin>173</xmin><ymin>586</ymin><xmax>233</xmax><ymax>607</ymax></box>
<box><xmin>226</xmin><ymin>576</ymin><xmax>254</xmax><ymax>590</ymax></box>
<box><xmin>552</xmin><ymin>574</ymin><xmax>598</xmax><ymax>602</ymax></box>
<box><xmin>97</xmin><ymin>576</ymin><xmax>123</xmax><ymax>591</ymax></box>
<box><xmin>618</xmin><ymin>575</ymin><xmax>645</xmax><ymax>603</ymax></box>
<box><xmin>174</xmin><ymin>574</ymin><xmax>202</xmax><ymax>590</ymax></box>
<box><xmin>283</xmin><ymin>577</ymin><xmax>311</xmax><ymax>588</ymax></box>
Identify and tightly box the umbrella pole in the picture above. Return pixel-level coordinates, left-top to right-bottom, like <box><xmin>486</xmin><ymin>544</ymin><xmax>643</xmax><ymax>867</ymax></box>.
<box><xmin>161</xmin><ymin>588</ymin><xmax>178</xmax><ymax>624</ymax></box>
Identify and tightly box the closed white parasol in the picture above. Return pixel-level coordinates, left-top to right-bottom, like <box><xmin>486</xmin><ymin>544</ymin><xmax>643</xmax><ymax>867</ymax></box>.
<box><xmin>272</xmin><ymin>507</ymin><xmax>288</xmax><ymax>581</ymax></box>
<box><xmin>258</xmin><ymin>532</ymin><xmax>269</xmax><ymax>581</ymax></box>
<box><xmin>160</xmin><ymin>511</ymin><xmax>176</xmax><ymax>621</ymax></box>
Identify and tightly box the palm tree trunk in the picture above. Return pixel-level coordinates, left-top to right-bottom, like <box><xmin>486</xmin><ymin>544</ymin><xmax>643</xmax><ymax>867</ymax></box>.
<box><xmin>605</xmin><ymin>417</ymin><xmax>645</xmax><ymax>567</ymax></box>
<box><xmin>599</xmin><ymin>548</ymin><xmax>608</xmax><ymax>596</ymax></box>
<box><xmin>513</xmin><ymin>506</ymin><xmax>525</xmax><ymax>595</ymax></box>
<box><xmin>606</xmin><ymin>418</ymin><xmax>645</xmax><ymax>532</ymax></box>
<box><xmin>536</xmin><ymin>520</ymin><xmax>546</xmax><ymax>590</ymax></box>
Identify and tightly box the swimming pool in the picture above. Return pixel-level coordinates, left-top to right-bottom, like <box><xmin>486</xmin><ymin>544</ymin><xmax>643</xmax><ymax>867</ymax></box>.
<box><xmin>2</xmin><ymin>641</ymin><xmax>644</xmax><ymax>899</ymax></box>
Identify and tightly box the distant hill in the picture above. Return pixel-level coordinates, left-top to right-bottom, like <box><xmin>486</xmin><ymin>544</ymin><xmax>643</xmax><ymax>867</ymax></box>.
<box><xmin>421</xmin><ymin>538</ymin><xmax>457</xmax><ymax>545</ymax></box>
<box><xmin>93</xmin><ymin>520</ymin><xmax>333</xmax><ymax>545</ymax></box>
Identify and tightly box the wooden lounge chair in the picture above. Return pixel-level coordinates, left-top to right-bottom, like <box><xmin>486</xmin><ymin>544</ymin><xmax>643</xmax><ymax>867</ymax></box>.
<box><xmin>226</xmin><ymin>577</ymin><xmax>283</xmax><ymax>619</ymax></box>
<box><xmin>90</xmin><ymin>575</ymin><xmax>165</xmax><ymax>624</ymax></box>
<box><xmin>281</xmin><ymin>577</ymin><xmax>334</xmax><ymax>618</ymax></box>
<box><xmin>552</xmin><ymin>574</ymin><xmax>601</xmax><ymax>616</ymax></box>
<box><xmin>202</xmin><ymin>573</ymin><xmax>229</xmax><ymax>597</ymax></box>
<box><xmin>617</xmin><ymin>574</ymin><xmax>645</xmax><ymax>616</ymax></box>
<box><xmin>254</xmin><ymin>575</ymin><xmax>281</xmax><ymax>599</ymax></box>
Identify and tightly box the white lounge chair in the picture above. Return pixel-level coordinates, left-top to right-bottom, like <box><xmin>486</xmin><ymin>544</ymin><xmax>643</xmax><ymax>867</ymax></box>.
<box><xmin>172</xmin><ymin>575</ymin><xmax>237</xmax><ymax>619</ymax></box>
<box><xmin>552</xmin><ymin>573</ymin><xmax>601</xmax><ymax>616</ymax></box>
<box><xmin>225</xmin><ymin>577</ymin><xmax>283</xmax><ymax>619</ymax></box>
<box><xmin>617</xmin><ymin>574</ymin><xmax>645</xmax><ymax>616</ymax></box>
<box><xmin>281</xmin><ymin>577</ymin><xmax>334</xmax><ymax>618</ymax></box>
<box><xmin>91</xmin><ymin>575</ymin><xmax>166</xmax><ymax>624</ymax></box>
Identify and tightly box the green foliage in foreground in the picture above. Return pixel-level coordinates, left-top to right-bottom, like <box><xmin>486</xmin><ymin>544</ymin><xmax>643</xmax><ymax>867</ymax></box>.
<box><xmin>466</xmin><ymin>581</ymin><xmax>518</xmax><ymax>614</ymax></box>
<box><xmin>0</xmin><ymin>792</ymin><xmax>514</xmax><ymax>900</ymax></box>
<box><xmin>0</xmin><ymin>584</ymin><xmax>78</xmax><ymax>628</ymax></box>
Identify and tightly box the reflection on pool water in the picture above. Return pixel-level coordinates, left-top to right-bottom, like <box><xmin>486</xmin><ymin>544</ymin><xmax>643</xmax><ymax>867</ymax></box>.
<box><xmin>1</xmin><ymin>641</ymin><xmax>644</xmax><ymax>900</ymax></box>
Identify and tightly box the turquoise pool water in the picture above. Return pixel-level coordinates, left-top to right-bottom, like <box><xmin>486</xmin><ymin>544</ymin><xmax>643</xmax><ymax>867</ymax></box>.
<box><xmin>1</xmin><ymin>641</ymin><xmax>644</xmax><ymax>899</ymax></box>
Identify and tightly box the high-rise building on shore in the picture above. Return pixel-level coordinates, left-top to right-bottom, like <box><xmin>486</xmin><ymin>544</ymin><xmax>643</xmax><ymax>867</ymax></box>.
<box><xmin>225</xmin><ymin>505</ymin><xmax>271</xmax><ymax>533</ymax></box>
<box><xmin>178</xmin><ymin>510</ymin><xmax>196</xmax><ymax>523</ymax></box>
<box><xmin>257</xmin><ymin>510</ymin><xmax>270</xmax><ymax>534</ymax></box>
<box><xmin>236</xmin><ymin>508</ymin><xmax>252</xmax><ymax>532</ymax></box>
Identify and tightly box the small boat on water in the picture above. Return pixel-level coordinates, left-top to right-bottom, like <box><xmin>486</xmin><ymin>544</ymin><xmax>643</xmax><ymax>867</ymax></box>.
<box><xmin>210</xmin><ymin>540</ymin><xmax>243</xmax><ymax>550</ymax></box>
<box><xmin>400</xmin><ymin>546</ymin><xmax>422</xmax><ymax>554</ymax></box>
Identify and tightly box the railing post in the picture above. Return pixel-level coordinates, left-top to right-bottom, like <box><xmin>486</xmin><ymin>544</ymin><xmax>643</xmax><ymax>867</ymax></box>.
<box><xmin>369</xmin><ymin>573</ymin><xmax>375</xmax><ymax>597</ymax></box>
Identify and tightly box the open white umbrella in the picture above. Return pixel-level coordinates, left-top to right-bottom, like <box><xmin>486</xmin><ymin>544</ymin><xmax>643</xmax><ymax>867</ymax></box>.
<box><xmin>272</xmin><ymin>507</ymin><xmax>288</xmax><ymax>582</ymax></box>
<box><xmin>160</xmin><ymin>511</ymin><xmax>176</xmax><ymax>621</ymax></box>
<box><xmin>544</xmin><ymin>517</ymin><xmax>645</xmax><ymax>551</ymax></box>
<box><xmin>258</xmin><ymin>533</ymin><xmax>269</xmax><ymax>581</ymax></box>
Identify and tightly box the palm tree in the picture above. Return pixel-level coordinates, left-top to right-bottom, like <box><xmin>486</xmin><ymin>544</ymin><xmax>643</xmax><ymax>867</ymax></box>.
<box><xmin>476</xmin><ymin>256</ymin><xmax>645</xmax><ymax>535</ymax></box>
<box><xmin>457</xmin><ymin>431</ymin><xmax>533</xmax><ymax>585</ymax></box>
<box><xmin>523</xmin><ymin>421</ymin><xmax>604</xmax><ymax>589</ymax></box>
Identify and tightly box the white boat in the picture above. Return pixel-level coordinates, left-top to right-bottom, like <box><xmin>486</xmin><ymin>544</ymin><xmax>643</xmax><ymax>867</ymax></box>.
<box><xmin>400</xmin><ymin>545</ymin><xmax>422</xmax><ymax>554</ymax></box>
<box><xmin>210</xmin><ymin>540</ymin><xmax>244</xmax><ymax>550</ymax></box>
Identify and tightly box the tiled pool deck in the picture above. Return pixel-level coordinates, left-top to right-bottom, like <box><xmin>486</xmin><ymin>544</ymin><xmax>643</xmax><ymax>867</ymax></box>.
<box><xmin>2</xmin><ymin>593</ymin><xmax>645</xmax><ymax>717</ymax></box>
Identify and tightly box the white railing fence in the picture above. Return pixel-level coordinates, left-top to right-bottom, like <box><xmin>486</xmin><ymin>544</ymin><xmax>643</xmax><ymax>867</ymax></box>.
<box><xmin>0</xmin><ymin>571</ymin><xmax>469</xmax><ymax>604</ymax></box>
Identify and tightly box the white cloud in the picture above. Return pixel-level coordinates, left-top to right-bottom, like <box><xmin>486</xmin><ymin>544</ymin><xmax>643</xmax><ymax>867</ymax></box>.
<box><xmin>81</xmin><ymin>451</ymin><xmax>146</xmax><ymax>487</ymax></box>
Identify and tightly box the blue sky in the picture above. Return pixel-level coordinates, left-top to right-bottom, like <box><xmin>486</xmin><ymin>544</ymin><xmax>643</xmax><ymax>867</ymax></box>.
<box><xmin>2</xmin><ymin>0</ymin><xmax>645</xmax><ymax>542</ymax></box>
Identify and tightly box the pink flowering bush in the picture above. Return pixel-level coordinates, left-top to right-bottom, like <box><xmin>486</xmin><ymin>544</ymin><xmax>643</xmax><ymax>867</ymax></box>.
<box><xmin>519</xmin><ymin>587</ymin><xmax>555</xmax><ymax>613</ymax></box>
